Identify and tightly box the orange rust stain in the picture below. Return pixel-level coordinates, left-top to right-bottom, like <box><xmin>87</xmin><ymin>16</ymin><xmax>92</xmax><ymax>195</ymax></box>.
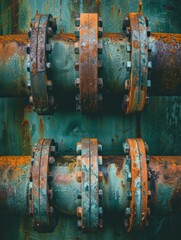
<box><xmin>96</xmin><ymin>0</ymin><xmax>101</xmax><ymax>7</ymax></box>
<box><xmin>53</xmin><ymin>33</ymin><xmax>76</xmax><ymax>42</ymax></box>
<box><xmin>151</xmin><ymin>33</ymin><xmax>181</xmax><ymax>44</ymax></box>
<box><xmin>0</xmin><ymin>34</ymin><xmax>29</xmax><ymax>44</ymax></box>
<box><xmin>39</xmin><ymin>117</ymin><xmax>44</xmax><ymax>138</ymax></box>
<box><xmin>117</xmin><ymin>9</ymin><xmax>121</xmax><ymax>16</ymax></box>
<box><xmin>111</xmin><ymin>6</ymin><xmax>114</xmax><ymax>14</ymax></box>
<box><xmin>150</xmin><ymin>156</ymin><xmax>181</xmax><ymax>185</ymax></box>
<box><xmin>0</xmin><ymin>156</ymin><xmax>30</xmax><ymax>178</ymax></box>
<box><xmin>133</xmin><ymin>40</ymin><xmax>139</xmax><ymax>48</ymax></box>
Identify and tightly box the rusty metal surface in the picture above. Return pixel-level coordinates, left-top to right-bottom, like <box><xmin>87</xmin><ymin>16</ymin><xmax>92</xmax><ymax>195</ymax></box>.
<box><xmin>76</xmin><ymin>138</ymin><xmax>102</xmax><ymax>231</ymax></box>
<box><xmin>123</xmin><ymin>13</ymin><xmax>149</xmax><ymax>114</ymax></box>
<box><xmin>28</xmin><ymin>13</ymin><xmax>56</xmax><ymax>115</ymax></box>
<box><xmin>30</xmin><ymin>139</ymin><xmax>57</xmax><ymax>232</ymax></box>
<box><xmin>124</xmin><ymin>138</ymin><xmax>149</xmax><ymax>231</ymax></box>
<box><xmin>0</xmin><ymin>154</ymin><xmax>180</xmax><ymax>218</ymax></box>
<box><xmin>76</xmin><ymin>14</ymin><xmax>99</xmax><ymax>113</ymax></box>
<box><xmin>0</xmin><ymin>33</ymin><xmax>180</xmax><ymax>102</ymax></box>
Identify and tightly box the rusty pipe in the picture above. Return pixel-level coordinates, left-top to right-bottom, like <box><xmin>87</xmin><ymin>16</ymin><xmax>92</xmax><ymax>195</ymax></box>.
<box><xmin>0</xmin><ymin>33</ymin><xmax>180</xmax><ymax>104</ymax></box>
<box><xmin>0</xmin><ymin>156</ymin><xmax>181</xmax><ymax>217</ymax></box>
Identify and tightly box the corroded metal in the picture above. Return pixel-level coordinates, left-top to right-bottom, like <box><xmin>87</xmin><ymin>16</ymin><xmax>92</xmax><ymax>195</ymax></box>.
<box><xmin>28</xmin><ymin>13</ymin><xmax>57</xmax><ymax>115</ymax></box>
<box><xmin>122</xmin><ymin>12</ymin><xmax>150</xmax><ymax>114</ymax></box>
<box><xmin>76</xmin><ymin>138</ymin><xmax>103</xmax><ymax>231</ymax></box>
<box><xmin>124</xmin><ymin>138</ymin><xmax>150</xmax><ymax>231</ymax></box>
<box><xmin>0</xmin><ymin>33</ymin><xmax>180</xmax><ymax>100</ymax></box>
<box><xmin>30</xmin><ymin>139</ymin><xmax>57</xmax><ymax>232</ymax></box>
<box><xmin>75</xmin><ymin>14</ymin><xmax>102</xmax><ymax>113</ymax></box>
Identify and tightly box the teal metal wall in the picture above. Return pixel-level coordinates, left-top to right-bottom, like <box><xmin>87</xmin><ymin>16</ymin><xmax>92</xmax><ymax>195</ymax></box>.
<box><xmin>0</xmin><ymin>0</ymin><xmax>181</xmax><ymax>239</ymax></box>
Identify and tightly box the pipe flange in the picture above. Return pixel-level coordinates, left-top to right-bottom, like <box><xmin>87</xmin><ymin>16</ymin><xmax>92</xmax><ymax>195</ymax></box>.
<box><xmin>29</xmin><ymin>138</ymin><xmax>58</xmax><ymax>232</ymax></box>
<box><xmin>27</xmin><ymin>13</ymin><xmax>57</xmax><ymax>115</ymax></box>
<box><xmin>74</xmin><ymin>14</ymin><xmax>103</xmax><ymax>113</ymax></box>
<box><xmin>122</xmin><ymin>11</ymin><xmax>151</xmax><ymax>114</ymax></box>
<box><xmin>123</xmin><ymin>138</ymin><xmax>151</xmax><ymax>232</ymax></box>
<box><xmin>76</xmin><ymin>138</ymin><xmax>103</xmax><ymax>231</ymax></box>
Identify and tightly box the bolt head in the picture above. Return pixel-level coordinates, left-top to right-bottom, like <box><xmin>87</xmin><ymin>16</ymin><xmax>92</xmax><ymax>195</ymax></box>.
<box><xmin>76</xmin><ymin>206</ymin><xmax>82</xmax><ymax>218</ymax></box>
<box><xmin>99</xmin><ymin>171</ymin><xmax>103</xmax><ymax>182</ymax></box>
<box><xmin>76</xmin><ymin>171</ymin><xmax>82</xmax><ymax>183</ymax></box>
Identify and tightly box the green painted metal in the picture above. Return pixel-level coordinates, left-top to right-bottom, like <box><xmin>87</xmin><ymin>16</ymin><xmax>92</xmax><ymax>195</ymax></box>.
<box><xmin>0</xmin><ymin>155</ymin><xmax>181</xmax><ymax>239</ymax></box>
<box><xmin>0</xmin><ymin>0</ymin><xmax>181</xmax><ymax>239</ymax></box>
<box><xmin>1</xmin><ymin>0</ymin><xmax>181</xmax><ymax>35</ymax></box>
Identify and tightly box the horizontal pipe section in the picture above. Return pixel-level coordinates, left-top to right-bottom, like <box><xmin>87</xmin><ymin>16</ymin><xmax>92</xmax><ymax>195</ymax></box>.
<box><xmin>0</xmin><ymin>156</ymin><xmax>181</xmax><ymax>217</ymax></box>
<box><xmin>0</xmin><ymin>33</ymin><xmax>180</xmax><ymax>104</ymax></box>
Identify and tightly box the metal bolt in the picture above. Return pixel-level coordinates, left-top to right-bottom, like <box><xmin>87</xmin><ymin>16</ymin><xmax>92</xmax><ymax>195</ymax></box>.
<box><xmin>46</xmin><ymin>62</ymin><xmax>51</xmax><ymax>69</ymax></box>
<box><xmin>147</xmin><ymin>28</ymin><xmax>151</xmax><ymax>37</ymax></box>
<box><xmin>48</xmin><ymin>189</ymin><xmax>53</xmax><ymax>199</ymax></box>
<box><xmin>99</xmin><ymin>218</ymin><xmax>103</xmax><ymax>229</ymax></box>
<box><xmin>124</xmin><ymin>218</ymin><xmax>129</xmax><ymax>228</ymax></box>
<box><xmin>146</xmin><ymin>96</ymin><xmax>150</xmax><ymax>104</ymax></box>
<box><xmin>98</xmin><ymin>17</ymin><xmax>103</xmax><ymax>27</ymax></box>
<box><xmin>99</xmin><ymin>207</ymin><xmax>103</xmax><ymax>217</ymax></box>
<box><xmin>148</xmin><ymin>42</ymin><xmax>152</xmax><ymax>52</ymax></box>
<box><xmin>74</xmin><ymin>62</ymin><xmax>79</xmax><ymax>71</ymax></box>
<box><xmin>99</xmin><ymin>189</ymin><xmax>103</xmax><ymax>197</ymax></box>
<box><xmin>29</xmin><ymin>95</ymin><xmax>33</xmax><ymax>103</ymax></box>
<box><xmin>98</xmin><ymin>78</ymin><xmax>103</xmax><ymax>88</ymax></box>
<box><xmin>49</xmin><ymin>206</ymin><xmax>54</xmax><ymax>216</ymax></box>
<box><xmin>127</xmin><ymin>190</ymin><xmax>132</xmax><ymax>200</ymax></box>
<box><xmin>127</xmin><ymin>172</ymin><xmax>132</xmax><ymax>182</ymax></box>
<box><xmin>98</xmin><ymin>156</ymin><xmax>103</xmax><ymax>165</ymax></box>
<box><xmin>126</xmin><ymin>43</ymin><xmax>131</xmax><ymax>53</ymax></box>
<box><xmin>76</xmin><ymin>142</ymin><xmax>82</xmax><ymax>154</ymax></box>
<box><xmin>47</xmin><ymin>27</ymin><xmax>53</xmax><ymax>37</ymax></box>
<box><xmin>75</xmin><ymin>29</ymin><xmax>80</xmax><ymax>38</ymax></box>
<box><xmin>147</xmin><ymin>80</ymin><xmax>151</xmax><ymax>88</ymax></box>
<box><xmin>126</xmin><ymin>61</ymin><xmax>132</xmax><ymax>68</ymax></box>
<box><xmin>49</xmin><ymin>156</ymin><xmax>55</xmax><ymax>164</ymax></box>
<box><xmin>48</xmin><ymin>172</ymin><xmax>54</xmax><ymax>181</ymax></box>
<box><xmin>77</xmin><ymin>219</ymin><xmax>82</xmax><ymax>229</ymax></box>
<box><xmin>144</xmin><ymin>142</ymin><xmax>149</xmax><ymax>152</ymax></box>
<box><xmin>148</xmin><ymin>170</ymin><xmax>151</xmax><ymax>180</ymax></box>
<box><xmin>122</xmin><ymin>17</ymin><xmax>130</xmax><ymax>32</ymax></box>
<box><xmin>98</xmin><ymin>43</ymin><xmax>103</xmax><ymax>54</ymax></box>
<box><xmin>98</xmin><ymin>144</ymin><xmax>102</xmax><ymax>153</ymax></box>
<box><xmin>148</xmin><ymin>61</ymin><xmax>152</xmax><ymax>69</ymax></box>
<box><xmin>98</xmin><ymin>27</ymin><xmax>103</xmax><ymax>38</ymax></box>
<box><xmin>123</xmin><ymin>142</ymin><xmax>130</xmax><ymax>154</ymax></box>
<box><xmin>148</xmin><ymin>190</ymin><xmax>151</xmax><ymax>199</ymax></box>
<box><xmin>76</xmin><ymin>171</ymin><xmax>82</xmax><ymax>183</ymax></box>
<box><xmin>125</xmin><ymin>207</ymin><xmax>131</xmax><ymax>217</ymax></box>
<box><xmin>46</xmin><ymin>43</ymin><xmax>52</xmax><ymax>52</ymax></box>
<box><xmin>146</xmin><ymin>155</ymin><xmax>150</xmax><ymax>164</ymax></box>
<box><xmin>31</xmin><ymin>158</ymin><xmax>34</xmax><ymax>165</ymax></box>
<box><xmin>26</xmin><ymin>44</ymin><xmax>30</xmax><ymax>54</ymax></box>
<box><xmin>27</xmin><ymin>61</ymin><xmax>30</xmax><ymax>72</ymax></box>
<box><xmin>98</xmin><ymin>61</ymin><xmax>103</xmax><ymax>68</ymax></box>
<box><xmin>75</xmin><ymin>78</ymin><xmax>80</xmax><ymax>88</ymax></box>
<box><xmin>99</xmin><ymin>171</ymin><xmax>103</xmax><ymax>182</ymax></box>
<box><xmin>28</xmin><ymin>29</ymin><xmax>32</xmax><ymax>38</ymax></box>
<box><xmin>76</xmin><ymin>206</ymin><xmax>82</xmax><ymax>218</ymax></box>
<box><xmin>27</xmin><ymin>79</ymin><xmax>31</xmax><ymax>89</ymax></box>
<box><xmin>75</xmin><ymin>17</ymin><xmax>80</xmax><ymax>27</ymax></box>
<box><xmin>125</xmin><ymin>79</ymin><xmax>130</xmax><ymax>90</ymax></box>
<box><xmin>74</xmin><ymin>42</ymin><xmax>79</xmax><ymax>54</ymax></box>
<box><xmin>76</xmin><ymin>156</ymin><xmax>82</xmax><ymax>166</ymax></box>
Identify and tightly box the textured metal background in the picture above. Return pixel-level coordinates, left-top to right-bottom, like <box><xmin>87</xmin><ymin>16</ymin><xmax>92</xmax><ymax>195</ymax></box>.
<box><xmin>0</xmin><ymin>0</ymin><xmax>181</xmax><ymax>239</ymax></box>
